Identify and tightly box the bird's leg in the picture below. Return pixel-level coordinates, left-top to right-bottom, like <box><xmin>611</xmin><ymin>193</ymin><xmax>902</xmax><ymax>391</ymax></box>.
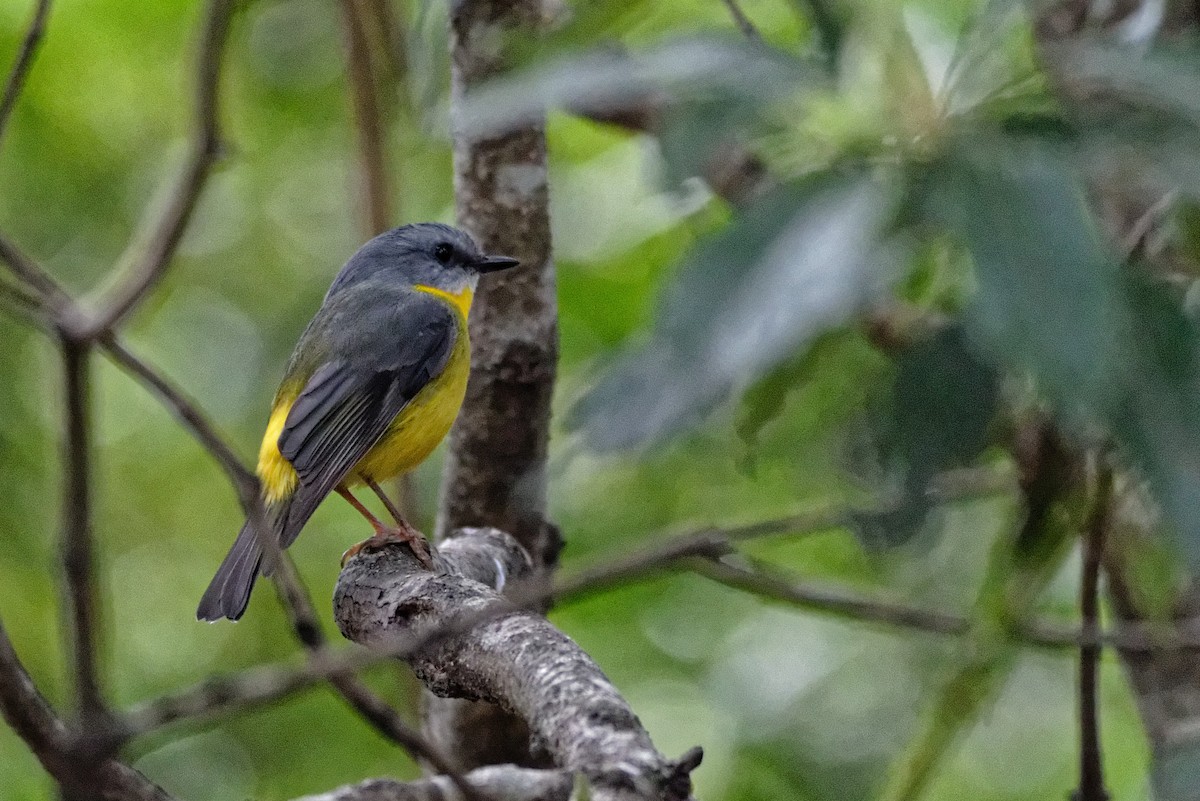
<box><xmin>338</xmin><ymin>484</ymin><xmax>433</xmax><ymax>569</ymax></box>
<box><xmin>364</xmin><ymin>476</ymin><xmax>407</xmax><ymax>527</ymax></box>
<box><xmin>336</xmin><ymin>486</ymin><xmax>387</xmax><ymax>532</ymax></box>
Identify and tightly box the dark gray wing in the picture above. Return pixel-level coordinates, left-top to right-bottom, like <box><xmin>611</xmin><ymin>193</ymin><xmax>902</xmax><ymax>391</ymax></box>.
<box><xmin>275</xmin><ymin>302</ymin><xmax>457</xmax><ymax>547</ymax></box>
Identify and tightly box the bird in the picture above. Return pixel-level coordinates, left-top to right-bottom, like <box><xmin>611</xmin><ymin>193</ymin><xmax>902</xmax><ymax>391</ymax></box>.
<box><xmin>197</xmin><ymin>223</ymin><xmax>519</xmax><ymax>622</ymax></box>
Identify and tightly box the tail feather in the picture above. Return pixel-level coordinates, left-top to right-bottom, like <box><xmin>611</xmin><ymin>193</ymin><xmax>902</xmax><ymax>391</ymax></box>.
<box><xmin>196</xmin><ymin>518</ymin><xmax>264</xmax><ymax>621</ymax></box>
<box><xmin>198</xmin><ymin>492</ymin><xmax>322</xmax><ymax>621</ymax></box>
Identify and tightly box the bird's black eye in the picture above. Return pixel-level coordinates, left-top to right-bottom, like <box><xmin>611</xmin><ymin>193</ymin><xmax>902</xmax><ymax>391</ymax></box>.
<box><xmin>434</xmin><ymin>243</ymin><xmax>453</xmax><ymax>264</ymax></box>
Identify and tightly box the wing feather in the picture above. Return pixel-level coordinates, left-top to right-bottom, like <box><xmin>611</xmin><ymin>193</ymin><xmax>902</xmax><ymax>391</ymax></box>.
<box><xmin>273</xmin><ymin>306</ymin><xmax>457</xmax><ymax>547</ymax></box>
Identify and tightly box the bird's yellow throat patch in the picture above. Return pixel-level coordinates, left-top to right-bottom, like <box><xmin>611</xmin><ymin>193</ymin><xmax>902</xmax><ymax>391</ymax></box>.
<box><xmin>415</xmin><ymin>283</ymin><xmax>474</xmax><ymax>318</ymax></box>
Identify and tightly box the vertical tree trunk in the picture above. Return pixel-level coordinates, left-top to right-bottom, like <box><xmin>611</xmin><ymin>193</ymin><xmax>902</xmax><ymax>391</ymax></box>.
<box><xmin>428</xmin><ymin>0</ymin><xmax>560</xmax><ymax>771</ymax></box>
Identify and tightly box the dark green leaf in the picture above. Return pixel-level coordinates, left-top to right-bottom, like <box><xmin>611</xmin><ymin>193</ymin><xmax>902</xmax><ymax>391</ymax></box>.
<box><xmin>569</xmin><ymin>169</ymin><xmax>896</xmax><ymax>451</ymax></box>
<box><xmin>455</xmin><ymin>37</ymin><xmax>821</xmax><ymax>141</ymax></box>
<box><xmin>925</xmin><ymin>135</ymin><xmax>1200</xmax><ymax>568</ymax></box>
<box><xmin>852</xmin><ymin>325</ymin><xmax>1000</xmax><ymax>547</ymax></box>
<box><xmin>923</xmin><ymin>136</ymin><xmax>1123</xmax><ymax>419</ymax></box>
<box><xmin>1047</xmin><ymin>38</ymin><xmax>1200</xmax><ymax>130</ymax></box>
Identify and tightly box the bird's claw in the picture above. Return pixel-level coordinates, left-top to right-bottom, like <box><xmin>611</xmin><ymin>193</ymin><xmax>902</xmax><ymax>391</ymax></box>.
<box><xmin>341</xmin><ymin>525</ymin><xmax>435</xmax><ymax>569</ymax></box>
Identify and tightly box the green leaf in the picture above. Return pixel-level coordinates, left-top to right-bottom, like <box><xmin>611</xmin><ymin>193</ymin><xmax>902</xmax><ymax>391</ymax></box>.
<box><xmin>922</xmin><ymin>135</ymin><xmax>1123</xmax><ymax>419</ymax></box>
<box><xmin>924</xmin><ymin>135</ymin><xmax>1200</xmax><ymax>569</ymax></box>
<box><xmin>455</xmin><ymin>37</ymin><xmax>821</xmax><ymax>141</ymax></box>
<box><xmin>568</xmin><ymin>169</ymin><xmax>897</xmax><ymax>451</ymax></box>
<box><xmin>1048</xmin><ymin>38</ymin><xmax>1200</xmax><ymax>130</ymax></box>
<box><xmin>1155</xmin><ymin>736</ymin><xmax>1200</xmax><ymax>801</ymax></box>
<box><xmin>1051</xmin><ymin>40</ymin><xmax>1200</xmax><ymax>198</ymax></box>
<box><xmin>1108</xmin><ymin>272</ymin><xmax>1200</xmax><ymax>566</ymax></box>
<box><xmin>940</xmin><ymin>0</ymin><xmax>1034</xmax><ymax>117</ymax></box>
<box><xmin>734</xmin><ymin>328</ymin><xmax>844</xmax><ymax>454</ymax></box>
<box><xmin>852</xmin><ymin>325</ymin><xmax>1000</xmax><ymax>547</ymax></box>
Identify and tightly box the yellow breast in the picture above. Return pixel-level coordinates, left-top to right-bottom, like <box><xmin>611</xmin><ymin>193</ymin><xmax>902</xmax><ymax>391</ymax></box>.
<box><xmin>256</xmin><ymin>284</ymin><xmax>473</xmax><ymax>503</ymax></box>
<box><xmin>349</xmin><ymin>324</ymin><xmax>470</xmax><ymax>484</ymax></box>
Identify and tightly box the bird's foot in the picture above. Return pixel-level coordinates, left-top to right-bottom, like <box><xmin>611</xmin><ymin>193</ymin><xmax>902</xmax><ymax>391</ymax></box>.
<box><xmin>341</xmin><ymin>521</ymin><xmax>434</xmax><ymax>569</ymax></box>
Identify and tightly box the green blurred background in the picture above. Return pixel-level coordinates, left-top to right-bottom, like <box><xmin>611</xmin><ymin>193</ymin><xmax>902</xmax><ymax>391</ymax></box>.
<box><xmin>0</xmin><ymin>0</ymin><xmax>1169</xmax><ymax>799</ymax></box>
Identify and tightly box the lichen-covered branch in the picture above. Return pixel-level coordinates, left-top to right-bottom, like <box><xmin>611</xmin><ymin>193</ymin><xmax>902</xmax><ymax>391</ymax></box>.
<box><xmin>333</xmin><ymin>528</ymin><xmax>700</xmax><ymax>801</ymax></box>
<box><xmin>291</xmin><ymin>766</ymin><xmax>573</xmax><ymax>801</ymax></box>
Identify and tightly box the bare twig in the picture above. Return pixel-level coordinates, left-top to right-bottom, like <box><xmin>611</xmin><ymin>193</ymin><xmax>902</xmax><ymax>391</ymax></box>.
<box><xmin>0</xmin><ymin>617</ymin><xmax>176</xmax><ymax>801</ymax></box>
<box><xmin>338</xmin><ymin>0</ymin><xmax>393</xmax><ymax>238</ymax></box>
<box><xmin>0</xmin><ymin>232</ymin><xmax>80</xmax><ymax>327</ymax></box>
<box><xmin>83</xmin><ymin>0</ymin><xmax>234</xmax><ymax>337</ymax></box>
<box><xmin>58</xmin><ymin>337</ymin><xmax>107</xmax><ymax>728</ymax></box>
<box><xmin>97</xmin><ymin>333</ymin><xmax>259</xmax><ymax>507</ymax></box>
<box><xmin>361</xmin><ymin>0</ymin><xmax>408</xmax><ymax>83</ymax></box>
<box><xmin>0</xmin><ymin>278</ymin><xmax>51</xmax><ymax>329</ymax></box>
<box><xmin>691</xmin><ymin>558</ymin><xmax>1088</xmax><ymax>650</ymax></box>
<box><xmin>695</xmin><ymin>558</ymin><xmax>977</xmax><ymax>635</ymax></box>
<box><xmin>720</xmin><ymin>0</ymin><xmax>763</xmax><ymax>41</ymax></box>
<box><xmin>0</xmin><ymin>0</ymin><xmax>51</xmax><ymax>148</ymax></box>
<box><xmin>0</xmin><ymin>616</ymin><xmax>70</xmax><ymax>773</ymax></box>
<box><xmin>1074</xmin><ymin>463</ymin><xmax>1112</xmax><ymax>801</ymax></box>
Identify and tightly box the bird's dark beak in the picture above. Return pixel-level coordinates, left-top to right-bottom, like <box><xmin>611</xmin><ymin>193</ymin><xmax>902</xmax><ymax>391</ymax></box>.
<box><xmin>474</xmin><ymin>255</ymin><xmax>520</xmax><ymax>273</ymax></box>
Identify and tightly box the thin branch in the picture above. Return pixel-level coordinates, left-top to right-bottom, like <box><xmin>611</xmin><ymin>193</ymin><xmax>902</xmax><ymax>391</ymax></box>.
<box><xmin>0</xmin><ymin>616</ymin><xmax>70</xmax><ymax>773</ymax></box>
<box><xmin>696</xmin><ymin>558</ymin><xmax>977</xmax><ymax>635</ymax></box>
<box><xmin>59</xmin><ymin>337</ymin><xmax>106</xmax><ymax>727</ymax></box>
<box><xmin>83</xmin><ymin>0</ymin><xmax>234</xmax><ymax>337</ymax></box>
<box><xmin>0</xmin><ymin>279</ymin><xmax>51</xmax><ymax>329</ymax></box>
<box><xmin>0</xmin><ymin>0</ymin><xmax>51</xmax><ymax>148</ymax></box>
<box><xmin>546</xmin><ymin>510</ymin><xmax>840</xmax><ymax>601</ymax></box>
<box><xmin>0</xmin><ymin>617</ymin><xmax>175</xmax><ymax>801</ymax></box>
<box><xmin>720</xmin><ymin>0</ymin><xmax>763</xmax><ymax>41</ymax></box>
<box><xmin>0</xmin><ymin>231</ymin><xmax>80</xmax><ymax>326</ymax></box>
<box><xmin>547</xmin><ymin>465</ymin><xmax>1013</xmax><ymax>601</ymax></box>
<box><xmin>338</xmin><ymin>0</ymin><xmax>393</xmax><ymax>237</ymax></box>
<box><xmin>0</xmin><ymin>276</ymin><xmax>43</xmax><ymax>310</ymax></box>
<box><xmin>360</xmin><ymin>0</ymin><xmax>408</xmax><ymax>84</ymax></box>
<box><xmin>1074</xmin><ymin>463</ymin><xmax>1112</xmax><ymax>801</ymax></box>
<box><xmin>97</xmin><ymin>333</ymin><xmax>259</xmax><ymax>507</ymax></box>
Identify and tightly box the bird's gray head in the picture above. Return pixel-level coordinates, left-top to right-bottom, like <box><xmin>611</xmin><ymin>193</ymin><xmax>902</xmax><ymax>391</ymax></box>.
<box><xmin>326</xmin><ymin>222</ymin><xmax>518</xmax><ymax>298</ymax></box>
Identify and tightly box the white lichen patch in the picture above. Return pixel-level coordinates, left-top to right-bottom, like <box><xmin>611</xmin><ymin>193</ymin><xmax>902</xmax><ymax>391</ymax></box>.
<box><xmin>495</xmin><ymin>162</ymin><xmax>548</xmax><ymax>208</ymax></box>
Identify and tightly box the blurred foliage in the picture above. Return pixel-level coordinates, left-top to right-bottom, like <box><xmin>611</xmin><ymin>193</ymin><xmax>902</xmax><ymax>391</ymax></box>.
<box><xmin>3</xmin><ymin>0</ymin><xmax>1200</xmax><ymax>799</ymax></box>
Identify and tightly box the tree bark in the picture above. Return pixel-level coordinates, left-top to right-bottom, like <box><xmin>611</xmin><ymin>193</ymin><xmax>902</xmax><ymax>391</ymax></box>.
<box><xmin>433</xmin><ymin>0</ymin><xmax>561</xmax><ymax>770</ymax></box>
<box><xmin>291</xmin><ymin>766</ymin><xmax>573</xmax><ymax>801</ymax></box>
<box><xmin>333</xmin><ymin>529</ymin><xmax>700</xmax><ymax>801</ymax></box>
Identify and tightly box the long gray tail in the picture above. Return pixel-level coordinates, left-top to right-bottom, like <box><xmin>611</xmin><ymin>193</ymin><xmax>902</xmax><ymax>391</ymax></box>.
<box><xmin>196</xmin><ymin>504</ymin><xmax>284</xmax><ymax>621</ymax></box>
